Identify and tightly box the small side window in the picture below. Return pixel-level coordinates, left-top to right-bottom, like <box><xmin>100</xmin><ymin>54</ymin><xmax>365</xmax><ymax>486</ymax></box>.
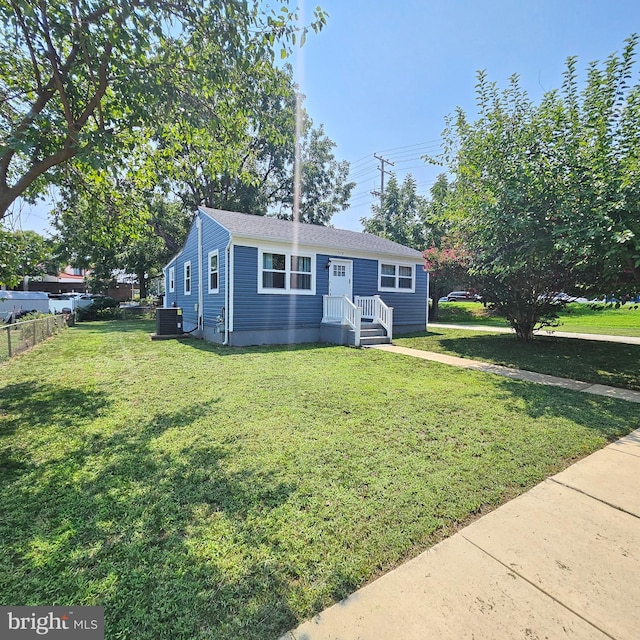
<box><xmin>184</xmin><ymin>261</ymin><xmax>191</xmax><ymax>295</ymax></box>
<box><xmin>208</xmin><ymin>251</ymin><xmax>219</xmax><ymax>293</ymax></box>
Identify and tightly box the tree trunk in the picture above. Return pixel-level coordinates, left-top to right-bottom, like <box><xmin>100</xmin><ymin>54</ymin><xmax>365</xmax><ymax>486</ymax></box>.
<box><xmin>138</xmin><ymin>271</ymin><xmax>147</xmax><ymax>300</ymax></box>
<box><xmin>512</xmin><ymin>317</ymin><xmax>536</xmax><ymax>342</ymax></box>
<box><xmin>429</xmin><ymin>296</ymin><xmax>440</xmax><ymax>322</ymax></box>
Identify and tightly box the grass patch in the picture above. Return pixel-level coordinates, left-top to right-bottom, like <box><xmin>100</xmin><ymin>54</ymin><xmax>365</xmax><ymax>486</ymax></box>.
<box><xmin>1</xmin><ymin>320</ymin><xmax>638</xmax><ymax>639</ymax></box>
<box><xmin>395</xmin><ymin>329</ymin><xmax>640</xmax><ymax>390</ymax></box>
<box><xmin>436</xmin><ymin>301</ymin><xmax>640</xmax><ymax>337</ymax></box>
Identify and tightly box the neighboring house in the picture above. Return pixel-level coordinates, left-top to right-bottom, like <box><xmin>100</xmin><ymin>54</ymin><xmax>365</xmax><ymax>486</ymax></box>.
<box><xmin>26</xmin><ymin>266</ymin><xmax>89</xmax><ymax>294</ymax></box>
<box><xmin>163</xmin><ymin>207</ymin><xmax>429</xmax><ymax>346</ymax></box>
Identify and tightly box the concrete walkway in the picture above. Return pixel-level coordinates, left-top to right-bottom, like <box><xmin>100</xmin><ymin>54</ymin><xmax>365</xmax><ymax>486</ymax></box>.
<box><xmin>429</xmin><ymin>322</ymin><xmax>640</xmax><ymax>345</ymax></box>
<box><xmin>281</xmin><ymin>428</ymin><xmax>640</xmax><ymax>640</ymax></box>
<box><xmin>368</xmin><ymin>344</ymin><xmax>640</xmax><ymax>403</ymax></box>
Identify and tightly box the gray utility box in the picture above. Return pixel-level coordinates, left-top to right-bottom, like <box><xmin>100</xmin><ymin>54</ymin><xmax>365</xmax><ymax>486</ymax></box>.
<box><xmin>156</xmin><ymin>308</ymin><xmax>183</xmax><ymax>335</ymax></box>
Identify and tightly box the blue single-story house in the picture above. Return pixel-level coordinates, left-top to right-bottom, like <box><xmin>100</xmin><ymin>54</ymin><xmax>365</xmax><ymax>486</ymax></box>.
<box><xmin>163</xmin><ymin>207</ymin><xmax>429</xmax><ymax>346</ymax></box>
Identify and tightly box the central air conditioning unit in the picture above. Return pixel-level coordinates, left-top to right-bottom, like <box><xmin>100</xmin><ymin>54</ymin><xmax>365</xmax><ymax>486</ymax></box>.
<box><xmin>155</xmin><ymin>308</ymin><xmax>183</xmax><ymax>336</ymax></box>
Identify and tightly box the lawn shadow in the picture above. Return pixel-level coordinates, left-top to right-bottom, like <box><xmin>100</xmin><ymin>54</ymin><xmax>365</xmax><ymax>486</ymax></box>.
<box><xmin>401</xmin><ymin>331</ymin><xmax>640</xmax><ymax>391</ymax></box>
<box><xmin>0</xmin><ymin>381</ymin><xmax>112</xmax><ymax>438</ymax></box>
<box><xmin>492</xmin><ymin>376</ymin><xmax>639</xmax><ymax>443</ymax></box>
<box><xmin>178</xmin><ymin>338</ymin><xmax>337</xmax><ymax>357</ymax></box>
<box><xmin>0</xmin><ymin>397</ymin><xmax>301</xmax><ymax>639</ymax></box>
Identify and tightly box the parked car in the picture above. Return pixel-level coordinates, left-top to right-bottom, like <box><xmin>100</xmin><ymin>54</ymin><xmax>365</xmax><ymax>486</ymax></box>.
<box><xmin>446</xmin><ymin>291</ymin><xmax>481</xmax><ymax>302</ymax></box>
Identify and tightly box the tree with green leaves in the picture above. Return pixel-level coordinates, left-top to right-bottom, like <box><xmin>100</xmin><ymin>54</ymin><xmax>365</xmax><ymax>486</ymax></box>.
<box><xmin>0</xmin><ymin>0</ymin><xmax>326</xmax><ymax>220</ymax></box>
<box><xmin>132</xmin><ymin>53</ymin><xmax>353</xmax><ymax>224</ymax></box>
<box><xmin>361</xmin><ymin>174</ymin><xmax>428</xmax><ymax>249</ymax></box>
<box><xmin>0</xmin><ymin>228</ymin><xmax>19</xmax><ymax>287</ymax></box>
<box><xmin>0</xmin><ymin>228</ymin><xmax>53</xmax><ymax>288</ymax></box>
<box><xmin>435</xmin><ymin>36</ymin><xmax>640</xmax><ymax>340</ymax></box>
<box><xmin>279</xmin><ymin>122</ymin><xmax>355</xmax><ymax>224</ymax></box>
<box><xmin>417</xmin><ymin>174</ymin><xmax>471</xmax><ymax>320</ymax></box>
<box><xmin>53</xmin><ymin>174</ymin><xmax>191</xmax><ymax>295</ymax></box>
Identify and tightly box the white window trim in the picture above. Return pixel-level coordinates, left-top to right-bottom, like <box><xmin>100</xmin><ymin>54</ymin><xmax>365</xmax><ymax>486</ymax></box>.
<box><xmin>257</xmin><ymin>248</ymin><xmax>316</xmax><ymax>295</ymax></box>
<box><xmin>184</xmin><ymin>260</ymin><xmax>192</xmax><ymax>296</ymax></box>
<box><xmin>208</xmin><ymin>250</ymin><xmax>219</xmax><ymax>294</ymax></box>
<box><xmin>378</xmin><ymin>261</ymin><xmax>416</xmax><ymax>293</ymax></box>
<box><xmin>168</xmin><ymin>266</ymin><xmax>175</xmax><ymax>293</ymax></box>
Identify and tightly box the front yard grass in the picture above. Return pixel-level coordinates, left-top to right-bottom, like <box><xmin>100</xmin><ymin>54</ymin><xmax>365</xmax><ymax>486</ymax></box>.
<box><xmin>1</xmin><ymin>320</ymin><xmax>638</xmax><ymax>639</ymax></box>
<box><xmin>436</xmin><ymin>301</ymin><xmax>640</xmax><ymax>337</ymax></box>
<box><xmin>395</xmin><ymin>329</ymin><xmax>640</xmax><ymax>391</ymax></box>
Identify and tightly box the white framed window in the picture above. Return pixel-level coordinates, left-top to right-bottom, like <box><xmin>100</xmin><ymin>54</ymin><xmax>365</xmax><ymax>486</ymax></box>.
<box><xmin>208</xmin><ymin>250</ymin><xmax>219</xmax><ymax>294</ymax></box>
<box><xmin>258</xmin><ymin>249</ymin><xmax>315</xmax><ymax>295</ymax></box>
<box><xmin>168</xmin><ymin>266</ymin><xmax>175</xmax><ymax>293</ymax></box>
<box><xmin>184</xmin><ymin>260</ymin><xmax>191</xmax><ymax>295</ymax></box>
<box><xmin>379</xmin><ymin>262</ymin><xmax>415</xmax><ymax>292</ymax></box>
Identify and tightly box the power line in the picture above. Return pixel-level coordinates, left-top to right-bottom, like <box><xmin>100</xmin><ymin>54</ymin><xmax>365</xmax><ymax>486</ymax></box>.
<box><xmin>377</xmin><ymin>139</ymin><xmax>442</xmax><ymax>154</ymax></box>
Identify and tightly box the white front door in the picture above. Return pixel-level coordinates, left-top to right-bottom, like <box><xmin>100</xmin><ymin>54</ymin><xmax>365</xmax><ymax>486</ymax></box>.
<box><xmin>328</xmin><ymin>259</ymin><xmax>353</xmax><ymax>299</ymax></box>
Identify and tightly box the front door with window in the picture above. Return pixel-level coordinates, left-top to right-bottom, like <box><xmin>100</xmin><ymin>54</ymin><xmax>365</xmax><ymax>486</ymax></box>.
<box><xmin>328</xmin><ymin>259</ymin><xmax>352</xmax><ymax>299</ymax></box>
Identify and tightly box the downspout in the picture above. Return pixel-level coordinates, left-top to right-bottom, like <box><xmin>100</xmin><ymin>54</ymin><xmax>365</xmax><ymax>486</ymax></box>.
<box><xmin>197</xmin><ymin>216</ymin><xmax>204</xmax><ymax>335</ymax></box>
<box><xmin>223</xmin><ymin>237</ymin><xmax>232</xmax><ymax>345</ymax></box>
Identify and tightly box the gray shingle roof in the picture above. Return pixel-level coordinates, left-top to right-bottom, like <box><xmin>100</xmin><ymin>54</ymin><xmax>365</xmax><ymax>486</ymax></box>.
<box><xmin>199</xmin><ymin>207</ymin><xmax>424</xmax><ymax>260</ymax></box>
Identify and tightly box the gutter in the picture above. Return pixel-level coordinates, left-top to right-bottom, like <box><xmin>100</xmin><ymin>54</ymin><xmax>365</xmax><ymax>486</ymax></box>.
<box><xmin>223</xmin><ymin>236</ymin><xmax>232</xmax><ymax>345</ymax></box>
<box><xmin>197</xmin><ymin>215</ymin><xmax>204</xmax><ymax>335</ymax></box>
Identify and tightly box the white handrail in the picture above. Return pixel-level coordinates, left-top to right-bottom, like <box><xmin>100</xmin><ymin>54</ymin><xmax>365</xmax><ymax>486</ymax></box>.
<box><xmin>354</xmin><ymin>295</ymin><xmax>393</xmax><ymax>341</ymax></box>
<box><xmin>374</xmin><ymin>295</ymin><xmax>393</xmax><ymax>341</ymax></box>
<box><xmin>323</xmin><ymin>295</ymin><xmax>361</xmax><ymax>346</ymax></box>
<box><xmin>342</xmin><ymin>297</ymin><xmax>361</xmax><ymax>346</ymax></box>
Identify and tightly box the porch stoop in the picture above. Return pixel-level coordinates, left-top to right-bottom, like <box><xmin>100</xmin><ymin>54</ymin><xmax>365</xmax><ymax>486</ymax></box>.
<box><xmin>358</xmin><ymin>322</ymin><xmax>391</xmax><ymax>346</ymax></box>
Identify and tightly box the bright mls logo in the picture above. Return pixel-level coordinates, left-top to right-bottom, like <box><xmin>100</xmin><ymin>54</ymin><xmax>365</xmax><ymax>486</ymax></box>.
<box><xmin>1</xmin><ymin>607</ymin><xmax>103</xmax><ymax>639</ymax></box>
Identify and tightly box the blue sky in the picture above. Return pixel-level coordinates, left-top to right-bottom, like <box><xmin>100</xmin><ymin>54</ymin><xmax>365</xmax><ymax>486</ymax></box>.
<box><xmin>295</xmin><ymin>0</ymin><xmax>640</xmax><ymax>231</ymax></box>
<box><xmin>10</xmin><ymin>0</ymin><xmax>640</xmax><ymax>235</ymax></box>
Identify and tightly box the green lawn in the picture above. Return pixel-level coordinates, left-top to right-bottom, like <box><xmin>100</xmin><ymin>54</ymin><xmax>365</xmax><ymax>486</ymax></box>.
<box><xmin>1</xmin><ymin>321</ymin><xmax>638</xmax><ymax>639</ymax></box>
<box><xmin>395</xmin><ymin>329</ymin><xmax>640</xmax><ymax>391</ymax></box>
<box><xmin>436</xmin><ymin>301</ymin><xmax>640</xmax><ymax>337</ymax></box>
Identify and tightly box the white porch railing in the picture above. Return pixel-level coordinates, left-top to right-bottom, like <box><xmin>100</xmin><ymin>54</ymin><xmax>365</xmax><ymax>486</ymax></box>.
<box><xmin>323</xmin><ymin>295</ymin><xmax>393</xmax><ymax>346</ymax></box>
<box><xmin>323</xmin><ymin>295</ymin><xmax>362</xmax><ymax>345</ymax></box>
<box><xmin>355</xmin><ymin>295</ymin><xmax>393</xmax><ymax>341</ymax></box>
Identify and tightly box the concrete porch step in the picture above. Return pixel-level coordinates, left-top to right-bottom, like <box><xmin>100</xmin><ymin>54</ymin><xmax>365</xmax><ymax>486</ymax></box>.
<box><xmin>359</xmin><ymin>323</ymin><xmax>390</xmax><ymax>345</ymax></box>
<box><xmin>360</xmin><ymin>335</ymin><xmax>391</xmax><ymax>346</ymax></box>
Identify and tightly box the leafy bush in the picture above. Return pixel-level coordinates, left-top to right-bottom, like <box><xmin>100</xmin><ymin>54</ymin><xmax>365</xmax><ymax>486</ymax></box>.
<box><xmin>76</xmin><ymin>296</ymin><xmax>120</xmax><ymax>321</ymax></box>
<box><xmin>14</xmin><ymin>311</ymin><xmax>49</xmax><ymax>323</ymax></box>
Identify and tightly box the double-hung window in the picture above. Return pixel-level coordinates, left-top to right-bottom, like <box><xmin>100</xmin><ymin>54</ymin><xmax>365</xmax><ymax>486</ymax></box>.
<box><xmin>168</xmin><ymin>266</ymin><xmax>175</xmax><ymax>293</ymax></box>
<box><xmin>379</xmin><ymin>262</ymin><xmax>415</xmax><ymax>292</ymax></box>
<box><xmin>259</xmin><ymin>250</ymin><xmax>314</xmax><ymax>294</ymax></box>
<box><xmin>184</xmin><ymin>261</ymin><xmax>191</xmax><ymax>295</ymax></box>
<box><xmin>208</xmin><ymin>251</ymin><xmax>219</xmax><ymax>294</ymax></box>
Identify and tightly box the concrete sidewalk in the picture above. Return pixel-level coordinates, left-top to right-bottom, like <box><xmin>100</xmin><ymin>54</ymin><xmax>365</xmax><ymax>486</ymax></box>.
<box><xmin>429</xmin><ymin>322</ymin><xmax>640</xmax><ymax>345</ymax></box>
<box><xmin>281</xmin><ymin>429</ymin><xmax>640</xmax><ymax>640</ymax></box>
<box><xmin>368</xmin><ymin>344</ymin><xmax>640</xmax><ymax>403</ymax></box>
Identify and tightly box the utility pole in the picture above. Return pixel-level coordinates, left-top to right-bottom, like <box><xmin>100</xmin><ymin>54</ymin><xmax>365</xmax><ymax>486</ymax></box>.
<box><xmin>372</xmin><ymin>154</ymin><xmax>395</xmax><ymax>234</ymax></box>
<box><xmin>373</xmin><ymin>153</ymin><xmax>395</xmax><ymax>204</ymax></box>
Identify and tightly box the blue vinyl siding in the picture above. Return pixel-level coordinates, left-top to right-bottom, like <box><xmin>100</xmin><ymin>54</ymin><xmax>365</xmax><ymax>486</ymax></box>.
<box><xmin>164</xmin><ymin>213</ymin><xmax>230</xmax><ymax>331</ymax></box>
<box><xmin>351</xmin><ymin>256</ymin><xmax>427</xmax><ymax>328</ymax></box>
<box><xmin>164</xmin><ymin>259</ymin><xmax>177</xmax><ymax>305</ymax></box>
<box><xmin>232</xmin><ymin>248</ymin><xmax>425</xmax><ymax>332</ymax></box>
<box><xmin>233</xmin><ymin>246</ymin><xmax>323</xmax><ymax>331</ymax></box>
<box><xmin>166</xmin><ymin>218</ymin><xmax>199</xmax><ymax>327</ymax></box>
<box><xmin>201</xmin><ymin>215</ymin><xmax>229</xmax><ymax>331</ymax></box>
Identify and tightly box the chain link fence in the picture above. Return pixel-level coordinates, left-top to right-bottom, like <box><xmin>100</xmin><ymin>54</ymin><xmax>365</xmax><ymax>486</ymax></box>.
<box><xmin>0</xmin><ymin>315</ymin><xmax>68</xmax><ymax>363</ymax></box>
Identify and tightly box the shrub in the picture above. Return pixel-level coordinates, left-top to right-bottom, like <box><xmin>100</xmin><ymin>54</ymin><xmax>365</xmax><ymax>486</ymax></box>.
<box><xmin>76</xmin><ymin>296</ymin><xmax>120</xmax><ymax>321</ymax></box>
